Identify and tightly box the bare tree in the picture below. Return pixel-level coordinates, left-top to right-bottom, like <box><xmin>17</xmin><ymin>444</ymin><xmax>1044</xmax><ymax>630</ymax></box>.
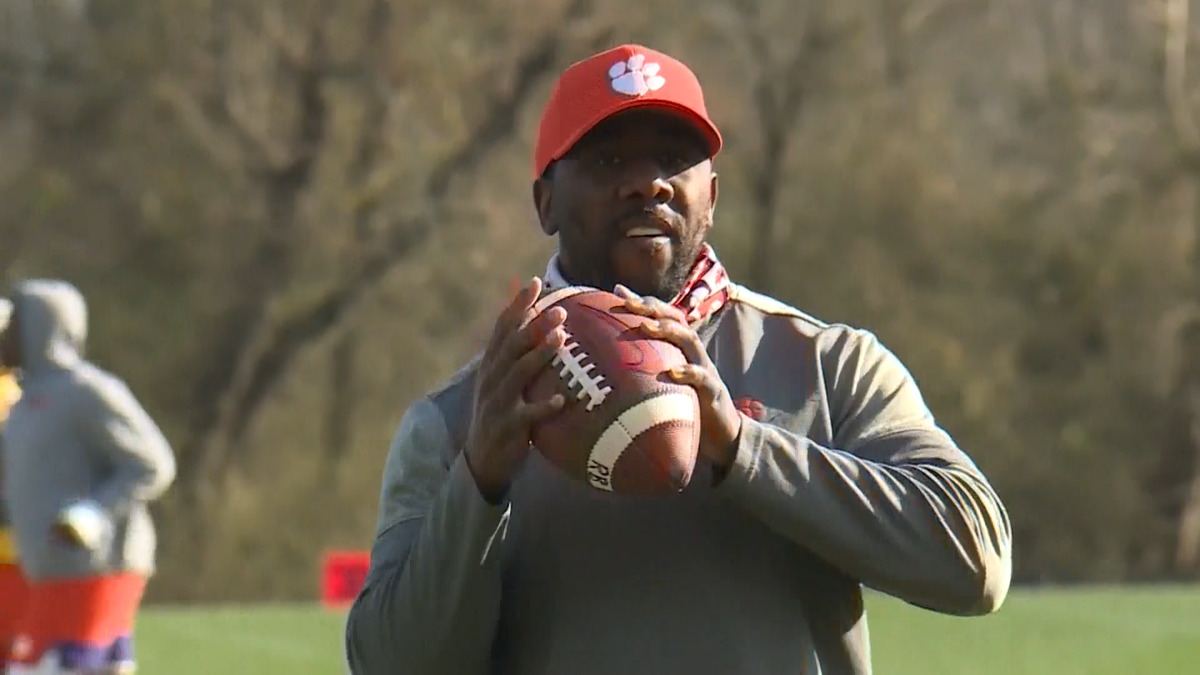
<box><xmin>725</xmin><ymin>0</ymin><xmax>838</xmax><ymax>291</ymax></box>
<box><xmin>156</xmin><ymin>0</ymin><xmax>614</xmax><ymax>504</ymax></box>
<box><xmin>1158</xmin><ymin>0</ymin><xmax>1200</xmax><ymax>577</ymax></box>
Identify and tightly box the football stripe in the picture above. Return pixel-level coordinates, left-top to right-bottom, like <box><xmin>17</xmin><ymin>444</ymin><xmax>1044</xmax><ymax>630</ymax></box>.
<box><xmin>530</xmin><ymin>286</ymin><xmax>590</xmax><ymax>318</ymax></box>
<box><xmin>587</xmin><ymin>392</ymin><xmax>697</xmax><ymax>491</ymax></box>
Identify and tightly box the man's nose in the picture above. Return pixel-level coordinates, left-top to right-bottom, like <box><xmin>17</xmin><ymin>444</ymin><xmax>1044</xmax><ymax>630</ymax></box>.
<box><xmin>617</xmin><ymin>160</ymin><xmax>675</xmax><ymax>203</ymax></box>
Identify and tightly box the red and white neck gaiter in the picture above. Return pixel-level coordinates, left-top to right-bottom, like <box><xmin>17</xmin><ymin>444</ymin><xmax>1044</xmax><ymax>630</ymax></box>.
<box><xmin>543</xmin><ymin>243</ymin><xmax>731</xmax><ymax>325</ymax></box>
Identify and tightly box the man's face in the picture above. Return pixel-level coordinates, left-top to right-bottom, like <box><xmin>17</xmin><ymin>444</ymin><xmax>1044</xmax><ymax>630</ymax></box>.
<box><xmin>0</xmin><ymin>309</ymin><xmax>19</xmax><ymax>369</ymax></box>
<box><xmin>534</xmin><ymin>109</ymin><xmax>718</xmax><ymax>301</ymax></box>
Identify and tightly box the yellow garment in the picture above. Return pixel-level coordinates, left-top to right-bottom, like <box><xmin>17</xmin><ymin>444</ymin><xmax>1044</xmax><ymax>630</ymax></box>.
<box><xmin>0</xmin><ymin>370</ymin><xmax>20</xmax><ymax>562</ymax></box>
<box><xmin>0</xmin><ymin>527</ymin><xmax>14</xmax><ymax>564</ymax></box>
<box><xmin>0</xmin><ymin>370</ymin><xmax>19</xmax><ymax>421</ymax></box>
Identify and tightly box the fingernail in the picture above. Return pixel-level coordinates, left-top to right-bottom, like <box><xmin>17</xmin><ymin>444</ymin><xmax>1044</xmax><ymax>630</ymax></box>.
<box><xmin>614</xmin><ymin>284</ymin><xmax>633</xmax><ymax>298</ymax></box>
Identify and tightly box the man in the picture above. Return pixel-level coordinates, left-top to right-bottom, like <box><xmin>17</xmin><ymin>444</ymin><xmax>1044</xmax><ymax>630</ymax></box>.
<box><xmin>0</xmin><ymin>280</ymin><xmax>176</xmax><ymax>675</ymax></box>
<box><xmin>345</xmin><ymin>44</ymin><xmax>1013</xmax><ymax>675</ymax></box>
<box><xmin>0</xmin><ymin>299</ymin><xmax>26</xmax><ymax>671</ymax></box>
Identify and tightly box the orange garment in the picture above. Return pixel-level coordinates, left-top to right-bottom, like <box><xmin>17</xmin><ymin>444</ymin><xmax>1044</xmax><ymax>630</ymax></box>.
<box><xmin>8</xmin><ymin>572</ymin><xmax>145</xmax><ymax>671</ymax></box>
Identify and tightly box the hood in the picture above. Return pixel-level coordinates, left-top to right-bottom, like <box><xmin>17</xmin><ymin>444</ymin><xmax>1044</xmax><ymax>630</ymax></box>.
<box><xmin>11</xmin><ymin>279</ymin><xmax>88</xmax><ymax>373</ymax></box>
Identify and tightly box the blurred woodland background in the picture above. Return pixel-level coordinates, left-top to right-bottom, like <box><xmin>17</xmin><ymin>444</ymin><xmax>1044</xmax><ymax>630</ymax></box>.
<box><xmin>3</xmin><ymin>0</ymin><xmax>1200</xmax><ymax>603</ymax></box>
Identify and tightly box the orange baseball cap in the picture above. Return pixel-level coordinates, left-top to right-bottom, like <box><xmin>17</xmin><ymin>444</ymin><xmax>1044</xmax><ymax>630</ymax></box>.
<box><xmin>533</xmin><ymin>44</ymin><xmax>723</xmax><ymax>180</ymax></box>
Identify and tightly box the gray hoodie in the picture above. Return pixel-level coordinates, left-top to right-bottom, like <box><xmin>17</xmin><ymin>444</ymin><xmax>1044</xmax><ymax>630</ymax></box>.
<box><xmin>345</xmin><ymin>282</ymin><xmax>1012</xmax><ymax>675</ymax></box>
<box><xmin>0</xmin><ymin>280</ymin><xmax>176</xmax><ymax>580</ymax></box>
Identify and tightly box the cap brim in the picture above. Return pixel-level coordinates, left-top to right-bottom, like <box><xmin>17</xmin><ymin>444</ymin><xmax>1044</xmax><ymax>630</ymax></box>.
<box><xmin>548</xmin><ymin>98</ymin><xmax>723</xmax><ymax>171</ymax></box>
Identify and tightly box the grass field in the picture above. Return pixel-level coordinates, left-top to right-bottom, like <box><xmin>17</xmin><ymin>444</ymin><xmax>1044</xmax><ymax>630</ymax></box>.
<box><xmin>136</xmin><ymin>586</ymin><xmax>1200</xmax><ymax>674</ymax></box>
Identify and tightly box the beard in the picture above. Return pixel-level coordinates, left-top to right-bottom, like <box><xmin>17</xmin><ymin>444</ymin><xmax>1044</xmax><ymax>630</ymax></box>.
<box><xmin>556</xmin><ymin>221</ymin><xmax>707</xmax><ymax>302</ymax></box>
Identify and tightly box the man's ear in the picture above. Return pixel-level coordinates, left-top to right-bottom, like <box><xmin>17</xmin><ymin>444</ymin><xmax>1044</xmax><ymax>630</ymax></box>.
<box><xmin>708</xmin><ymin>170</ymin><xmax>719</xmax><ymax>220</ymax></box>
<box><xmin>533</xmin><ymin>176</ymin><xmax>557</xmax><ymax>236</ymax></box>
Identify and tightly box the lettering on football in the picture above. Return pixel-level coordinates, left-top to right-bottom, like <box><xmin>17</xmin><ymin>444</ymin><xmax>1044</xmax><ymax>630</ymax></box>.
<box><xmin>586</xmin><ymin>457</ymin><xmax>613</xmax><ymax>489</ymax></box>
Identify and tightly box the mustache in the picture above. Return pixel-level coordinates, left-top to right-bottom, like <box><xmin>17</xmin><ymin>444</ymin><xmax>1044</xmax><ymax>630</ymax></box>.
<box><xmin>610</xmin><ymin>206</ymin><xmax>681</xmax><ymax>236</ymax></box>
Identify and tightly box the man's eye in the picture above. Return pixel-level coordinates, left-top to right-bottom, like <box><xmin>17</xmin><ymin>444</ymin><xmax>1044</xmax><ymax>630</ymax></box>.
<box><xmin>660</xmin><ymin>154</ymin><xmax>689</xmax><ymax>171</ymax></box>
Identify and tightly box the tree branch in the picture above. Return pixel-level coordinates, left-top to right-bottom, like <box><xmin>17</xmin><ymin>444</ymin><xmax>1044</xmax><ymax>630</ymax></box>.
<box><xmin>1165</xmin><ymin>0</ymin><xmax>1200</xmax><ymax>156</ymax></box>
<box><xmin>198</xmin><ymin>0</ymin><xmax>610</xmax><ymax>486</ymax></box>
<box><xmin>177</xmin><ymin>0</ymin><xmax>337</xmax><ymax>500</ymax></box>
<box><xmin>346</xmin><ymin>0</ymin><xmax>397</xmax><ymax>243</ymax></box>
<box><xmin>746</xmin><ymin>6</ymin><xmax>834</xmax><ymax>290</ymax></box>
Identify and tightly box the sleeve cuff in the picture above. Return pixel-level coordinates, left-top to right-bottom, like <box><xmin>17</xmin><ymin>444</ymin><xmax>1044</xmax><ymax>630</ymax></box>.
<box><xmin>714</xmin><ymin>414</ymin><xmax>766</xmax><ymax>495</ymax></box>
<box><xmin>445</xmin><ymin>454</ymin><xmax>512</xmax><ymax>568</ymax></box>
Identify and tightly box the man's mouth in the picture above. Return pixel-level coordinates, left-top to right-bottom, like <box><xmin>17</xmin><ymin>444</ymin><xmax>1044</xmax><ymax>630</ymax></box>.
<box><xmin>617</xmin><ymin>207</ymin><xmax>679</xmax><ymax>241</ymax></box>
<box><xmin>624</xmin><ymin>226</ymin><xmax>670</xmax><ymax>238</ymax></box>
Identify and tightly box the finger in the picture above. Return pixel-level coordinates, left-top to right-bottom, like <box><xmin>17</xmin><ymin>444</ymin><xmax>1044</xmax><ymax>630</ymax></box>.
<box><xmin>488</xmin><ymin>277</ymin><xmax>543</xmax><ymax>350</ymax></box>
<box><xmin>517</xmin><ymin>299</ymin><xmax>567</xmax><ymax>338</ymax></box>
<box><xmin>524</xmin><ymin>276</ymin><xmax>543</xmax><ymax>307</ymax></box>
<box><xmin>642</xmin><ymin>319</ymin><xmax>709</xmax><ymax>365</ymax></box>
<box><xmin>498</xmin><ymin>306</ymin><xmax>566</xmax><ymax>366</ymax></box>
<box><xmin>477</xmin><ymin>283</ymin><xmax>552</xmax><ymax>393</ymax></box>
<box><xmin>487</xmin><ymin>285</ymin><xmax>561</xmax><ymax>374</ymax></box>
<box><xmin>614</xmin><ymin>284</ymin><xmax>653</xmax><ymax>314</ymax></box>
<box><xmin>496</xmin><ymin>324</ymin><xmax>568</xmax><ymax>399</ymax></box>
<box><xmin>482</xmin><ymin>314</ymin><xmax>564</xmax><ymax>400</ymax></box>
<box><xmin>482</xmin><ymin>316</ymin><xmax>558</xmax><ymax>394</ymax></box>
<box><xmin>623</xmin><ymin>299</ymin><xmax>684</xmax><ymax>323</ymax></box>
<box><xmin>666</xmin><ymin>365</ymin><xmax>722</xmax><ymax>403</ymax></box>
<box><xmin>507</xmin><ymin>276</ymin><xmax>543</xmax><ymax>328</ymax></box>
<box><xmin>516</xmin><ymin>276</ymin><xmax>553</xmax><ymax>331</ymax></box>
<box><xmin>622</xmin><ymin>297</ymin><xmax>687</xmax><ymax>324</ymax></box>
<box><xmin>614</xmin><ymin>284</ymin><xmax>638</xmax><ymax>300</ymax></box>
<box><xmin>514</xmin><ymin>393</ymin><xmax>566</xmax><ymax>424</ymax></box>
<box><xmin>498</xmin><ymin>275</ymin><xmax>524</xmax><ymax>321</ymax></box>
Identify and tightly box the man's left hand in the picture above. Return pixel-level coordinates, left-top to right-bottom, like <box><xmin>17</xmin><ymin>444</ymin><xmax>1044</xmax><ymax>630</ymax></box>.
<box><xmin>614</xmin><ymin>284</ymin><xmax>743</xmax><ymax>470</ymax></box>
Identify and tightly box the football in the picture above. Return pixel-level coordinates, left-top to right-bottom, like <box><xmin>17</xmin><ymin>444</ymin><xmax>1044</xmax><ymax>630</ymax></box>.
<box><xmin>525</xmin><ymin>286</ymin><xmax>702</xmax><ymax>495</ymax></box>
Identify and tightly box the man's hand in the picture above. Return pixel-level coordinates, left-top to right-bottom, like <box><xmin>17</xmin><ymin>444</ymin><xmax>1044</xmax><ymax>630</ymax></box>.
<box><xmin>614</xmin><ymin>284</ymin><xmax>743</xmax><ymax>470</ymax></box>
<box><xmin>465</xmin><ymin>277</ymin><xmax>567</xmax><ymax>503</ymax></box>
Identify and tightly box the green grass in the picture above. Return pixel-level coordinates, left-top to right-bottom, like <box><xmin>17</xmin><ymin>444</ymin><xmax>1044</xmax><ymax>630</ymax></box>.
<box><xmin>136</xmin><ymin>586</ymin><xmax>1200</xmax><ymax>674</ymax></box>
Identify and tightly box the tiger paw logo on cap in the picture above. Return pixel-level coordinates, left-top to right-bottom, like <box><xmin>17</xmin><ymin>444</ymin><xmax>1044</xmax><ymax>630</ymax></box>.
<box><xmin>608</xmin><ymin>54</ymin><xmax>665</xmax><ymax>97</ymax></box>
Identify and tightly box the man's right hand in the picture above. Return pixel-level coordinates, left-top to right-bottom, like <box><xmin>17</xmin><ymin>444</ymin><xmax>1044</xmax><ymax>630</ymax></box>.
<box><xmin>465</xmin><ymin>277</ymin><xmax>567</xmax><ymax>503</ymax></box>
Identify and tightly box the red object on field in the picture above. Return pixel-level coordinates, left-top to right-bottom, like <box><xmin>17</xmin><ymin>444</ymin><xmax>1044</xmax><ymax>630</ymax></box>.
<box><xmin>321</xmin><ymin>550</ymin><xmax>371</xmax><ymax>609</ymax></box>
